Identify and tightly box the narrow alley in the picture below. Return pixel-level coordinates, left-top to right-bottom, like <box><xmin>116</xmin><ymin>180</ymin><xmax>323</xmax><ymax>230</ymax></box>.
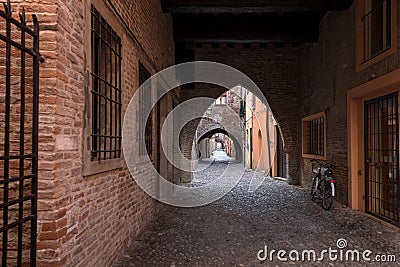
<box><xmin>2</xmin><ymin>0</ymin><xmax>400</xmax><ymax>266</ymax></box>
<box><xmin>114</xmin><ymin>162</ymin><xmax>400</xmax><ymax>266</ymax></box>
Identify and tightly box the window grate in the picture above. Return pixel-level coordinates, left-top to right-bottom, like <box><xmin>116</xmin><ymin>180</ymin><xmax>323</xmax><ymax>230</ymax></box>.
<box><xmin>90</xmin><ymin>5</ymin><xmax>122</xmax><ymax>161</ymax></box>
<box><xmin>302</xmin><ymin>113</ymin><xmax>325</xmax><ymax>158</ymax></box>
<box><xmin>362</xmin><ymin>0</ymin><xmax>392</xmax><ymax>62</ymax></box>
<box><xmin>0</xmin><ymin>1</ymin><xmax>40</xmax><ymax>265</ymax></box>
<box><xmin>138</xmin><ymin>62</ymin><xmax>152</xmax><ymax>156</ymax></box>
<box><xmin>309</xmin><ymin>117</ymin><xmax>325</xmax><ymax>157</ymax></box>
<box><xmin>365</xmin><ymin>93</ymin><xmax>399</xmax><ymax>226</ymax></box>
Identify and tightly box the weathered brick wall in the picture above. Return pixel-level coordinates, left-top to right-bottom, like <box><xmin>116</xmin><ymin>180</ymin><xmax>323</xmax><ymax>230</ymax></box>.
<box><xmin>12</xmin><ymin>0</ymin><xmax>175</xmax><ymax>265</ymax></box>
<box><xmin>180</xmin><ymin>45</ymin><xmax>300</xmax><ymax>184</ymax></box>
<box><xmin>298</xmin><ymin>1</ymin><xmax>400</xmax><ymax>204</ymax></box>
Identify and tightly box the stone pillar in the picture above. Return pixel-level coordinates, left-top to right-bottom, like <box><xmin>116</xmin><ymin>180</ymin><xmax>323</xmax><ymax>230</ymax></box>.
<box><xmin>285</xmin><ymin>139</ymin><xmax>300</xmax><ymax>185</ymax></box>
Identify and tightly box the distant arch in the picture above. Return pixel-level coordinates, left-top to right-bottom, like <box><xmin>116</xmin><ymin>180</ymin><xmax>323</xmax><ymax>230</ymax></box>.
<box><xmin>197</xmin><ymin>127</ymin><xmax>243</xmax><ymax>162</ymax></box>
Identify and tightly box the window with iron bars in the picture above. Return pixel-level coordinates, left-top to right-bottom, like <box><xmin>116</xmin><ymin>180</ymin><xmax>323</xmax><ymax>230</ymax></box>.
<box><xmin>90</xmin><ymin>5</ymin><xmax>122</xmax><ymax>161</ymax></box>
<box><xmin>138</xmin><ymin>62</ymin><xmax>153</xmax><ymax>156</ymax></box>
<box><xmin>309</xmin><ymin>117</ymin><xmax>325</xmax><ymax>157</ymax></box>
<box><xmin>302</xmin><ymin>112</ymin><xmax>326</xmax><ymax>159</ymax></box>
<box><xmin>362</xmin><ymin>0</ymin><xmax>392</xmax><ymax>62</ymax></box>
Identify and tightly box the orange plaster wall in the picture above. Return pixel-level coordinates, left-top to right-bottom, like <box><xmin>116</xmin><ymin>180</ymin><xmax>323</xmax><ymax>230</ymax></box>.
<box><xmin>251</xmin><ymin>98</ymin><xmax>278</xmax><ymax>175</ymax></box>
<box><xmin>347</xmin><ymin>68</ymin><xmax>400</xmax><ymax>211</ymax></box>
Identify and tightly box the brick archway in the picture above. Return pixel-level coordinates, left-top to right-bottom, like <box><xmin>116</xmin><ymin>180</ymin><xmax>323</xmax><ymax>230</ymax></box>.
<box><xmin>196</xmin><ymin>125</ymin><xmax>243</xmax><ymax>163</ymax></box>
<box><xmin>180</xmin><ymin>90</ymin><xmax>297</xmax><ymax>184</ymax></box>
<box><xmin>196</xmin><ymin>117</ymin><xmax>225</xmax><ymax>141</ymax></box>
<box><xmin>178</xmin><ymin>46</ymin><xmax>300</xmax><ymax>185</ymax></box>
<box><xmin>197</xmin><ymin>127</ymin><xmax>229</xmax><ymax>143</ymax></box>
<box><xmin>196</xmin><ymin>106</ymin><xmax>244</xmax><ymax>159</ymax></box>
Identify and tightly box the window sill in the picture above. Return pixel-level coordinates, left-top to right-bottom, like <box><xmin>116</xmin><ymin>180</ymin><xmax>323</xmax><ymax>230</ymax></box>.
<box><xmin>302</xmin><ymin>154</ymin><xmax>327</xmax><ymax>161</ymax></box>
<box><xmin>82</xmin><ymin>157</ymin><xmax>124</xmax><ymax>177</ymax></box>
<box><xmin>356</xmin><ymin>46</ymin><xmax>398</xmax><ymax>72</ymax></box>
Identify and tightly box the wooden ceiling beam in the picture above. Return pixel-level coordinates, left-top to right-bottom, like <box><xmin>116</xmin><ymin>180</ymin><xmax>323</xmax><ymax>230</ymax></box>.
<box><xmin>173</xmin><ymin>13</ymin><xmax>321</xmax><ymax>44</ymax></box>
<box><xmin>162</xmin><ymin>0</ymin><xmax>353</xmax><ymax>13</ymax></box>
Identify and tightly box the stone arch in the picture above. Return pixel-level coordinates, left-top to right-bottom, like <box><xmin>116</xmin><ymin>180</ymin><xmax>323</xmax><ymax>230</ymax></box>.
<box><xmin>197</xmin><ymin>127</ymin><xmax>243</xmax><ymax>162</ymax></box>
<box><xmin>196</xmin><ymin>117</ymin><xmax>243</xmax><ymax>162</ymax></box>
<box><xmin>195</xmin><ymin>117</ymin><xmax>225</xmax><ymax>141</ymax></box>
<box><xmin>178</xmin><ymin>46</ymin><xmax>300</xmax><ymax>184</ymax></box>
<box><xmin>197</xmin><ymin>127</ymin><xmax>229</xmax><ymax>143</ymax></box>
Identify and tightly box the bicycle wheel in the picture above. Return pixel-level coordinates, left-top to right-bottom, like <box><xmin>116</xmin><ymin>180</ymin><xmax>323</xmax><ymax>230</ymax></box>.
<box><xmin>310</xmin><ymin>177</ymin><xmax>318</xmax><ymax>201</ymax></box>
<box><xmin>322</xmin><ymin>181</ymin><xmax>333</xmax><ymax>210</ymax></box>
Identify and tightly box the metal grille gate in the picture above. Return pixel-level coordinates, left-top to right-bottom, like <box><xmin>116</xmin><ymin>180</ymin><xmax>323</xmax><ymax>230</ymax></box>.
<box><xmin>365</xmin><ymin>92</ymin><xmax>400</xmax><ymax>226</ymax></box>
<box><xmin>0</xmin><ymin>1</ymin><xmax>39</xmax><ymax>265</ymax></box>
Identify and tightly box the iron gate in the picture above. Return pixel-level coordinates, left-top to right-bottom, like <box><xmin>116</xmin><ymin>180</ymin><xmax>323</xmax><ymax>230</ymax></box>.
<box><xmin>0</xmin><ymin>0</ymin><xmax>39</xmax><ymax>265</ymax></box>
<box><xmin>365</xmin><ymin>92</ymin><xmax>400</xmax><ymax>226</ymax></box>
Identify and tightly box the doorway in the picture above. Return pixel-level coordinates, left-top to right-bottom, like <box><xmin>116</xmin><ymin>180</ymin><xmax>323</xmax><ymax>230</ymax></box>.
<box><xmin>364</xmin><ymin>92</ymin><xmax>399</xmax><ymax>226</ymax></box>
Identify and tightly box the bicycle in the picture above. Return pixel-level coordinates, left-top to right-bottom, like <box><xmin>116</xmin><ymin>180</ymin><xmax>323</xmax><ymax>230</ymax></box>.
<box><xmin>310</xmin><ymin>159</ymin><xmax>336</xmax><ymax>210</ymax></box>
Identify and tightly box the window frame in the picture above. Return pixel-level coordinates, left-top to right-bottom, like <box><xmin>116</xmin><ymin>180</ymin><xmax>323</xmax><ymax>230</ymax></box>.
<box><xmin>302</xmin><ymin>112</ymin><xmax>327</xmax><ymax>160</ymax></box>
<box><xmin>215</xmin><ymin>92</ymin><xmax>227</xmax><ymax>105</ymax></box>
<box><xmin>356</xmin><ymin>0</ymin><xmax>397</xmax><ymax>72</ymax></box>
<box><xmin>138</xmin><ymin>62</ymin><xmax>154</xmax><ymax>158</ymax></box>
<box><xmin>82</xmin><ymin>0</ymin><xmax>124</xmax><ymax>176</ymax></box>
<box><xmin>90</xmin><ymin>4</ymin><xmax>122</xmax><ymax>162</ymax></box>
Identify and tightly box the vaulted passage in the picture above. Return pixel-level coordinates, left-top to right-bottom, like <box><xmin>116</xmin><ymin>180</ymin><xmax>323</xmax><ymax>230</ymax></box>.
<box><xmin>2</xmin><ymin>0</ymin><xmax>400</xmax><ymax>265</ymax></box>
<box><xmin>177</xmin><ymin>47</ymin><xmax>301</xmax><ymax>184</ymax></box>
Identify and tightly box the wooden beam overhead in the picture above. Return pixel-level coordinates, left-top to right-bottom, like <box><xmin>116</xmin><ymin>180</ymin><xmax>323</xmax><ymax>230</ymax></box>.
<box><xmin>173</xmin><ymin>13</ymin><xmax>321</xmax><ymax>44</ymax></box>
<box><xmin>162</xmin><ymin>0</ymin><xmax>353</xmax><ymax>13</ymax></box>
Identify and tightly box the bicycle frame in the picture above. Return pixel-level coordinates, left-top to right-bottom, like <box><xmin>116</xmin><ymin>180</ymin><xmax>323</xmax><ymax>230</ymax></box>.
<box><xmin>311</xmin><ymin>159</ymin><xmax>336</xmax><ymax>210</ymax></box>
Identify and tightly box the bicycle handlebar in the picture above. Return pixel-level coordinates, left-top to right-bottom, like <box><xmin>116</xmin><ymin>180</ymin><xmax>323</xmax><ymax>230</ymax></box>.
<box><xmin>310</xmin><ymin>159</ymin><xmax>335</xmax><ymax>169</ymax></box>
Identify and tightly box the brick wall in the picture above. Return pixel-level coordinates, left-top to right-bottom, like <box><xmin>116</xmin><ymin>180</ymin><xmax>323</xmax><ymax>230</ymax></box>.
<box><xmin>298</xmin><ymin>1</ymin><xmax>400</xmax><ymax>204</ymax></box>
<box><xmin>180</xmin><ymin>45</ymin><xmax>301</xmax><ymax>184</ymax></box>
<box><xmin>13</xmin><ymin>0</ymin><xmax>176</xmax><ymax>265</ymax></box>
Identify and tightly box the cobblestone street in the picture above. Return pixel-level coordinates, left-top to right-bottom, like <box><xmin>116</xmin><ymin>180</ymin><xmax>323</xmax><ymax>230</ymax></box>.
<box><xmin>114</xmin><ymin>162</ymin><xmax>400</xmax><ymax>267</ymax></box>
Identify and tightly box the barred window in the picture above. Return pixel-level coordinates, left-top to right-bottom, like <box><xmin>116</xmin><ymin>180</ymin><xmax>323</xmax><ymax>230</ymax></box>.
<box><xmin>309</xmin><ymin>117</ymin><xmax>324</xmax><ymax>156</ymax></box>
<box><xmin>302</xmin><ymin>112</ymin><xmax>326</xmax><ymax>159</ymax></box>
<box><xmin>90</xmin><ymin>5</ymin><xmax>122</xmax><ymax>161</ymax></box>
<box><xmin>356</xmin><ymin>0</ymin><xmax>397</xmax><ymax>70</ymax></box>
<box><xmin>362</xmin><ymin>0</ymin><xmax>392</xmax><ymax>62</ymax></box>
<box><xmin>138</xmin><ymin>62</ymin><xmax>152</xmax><ymax>156</ymax></box>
